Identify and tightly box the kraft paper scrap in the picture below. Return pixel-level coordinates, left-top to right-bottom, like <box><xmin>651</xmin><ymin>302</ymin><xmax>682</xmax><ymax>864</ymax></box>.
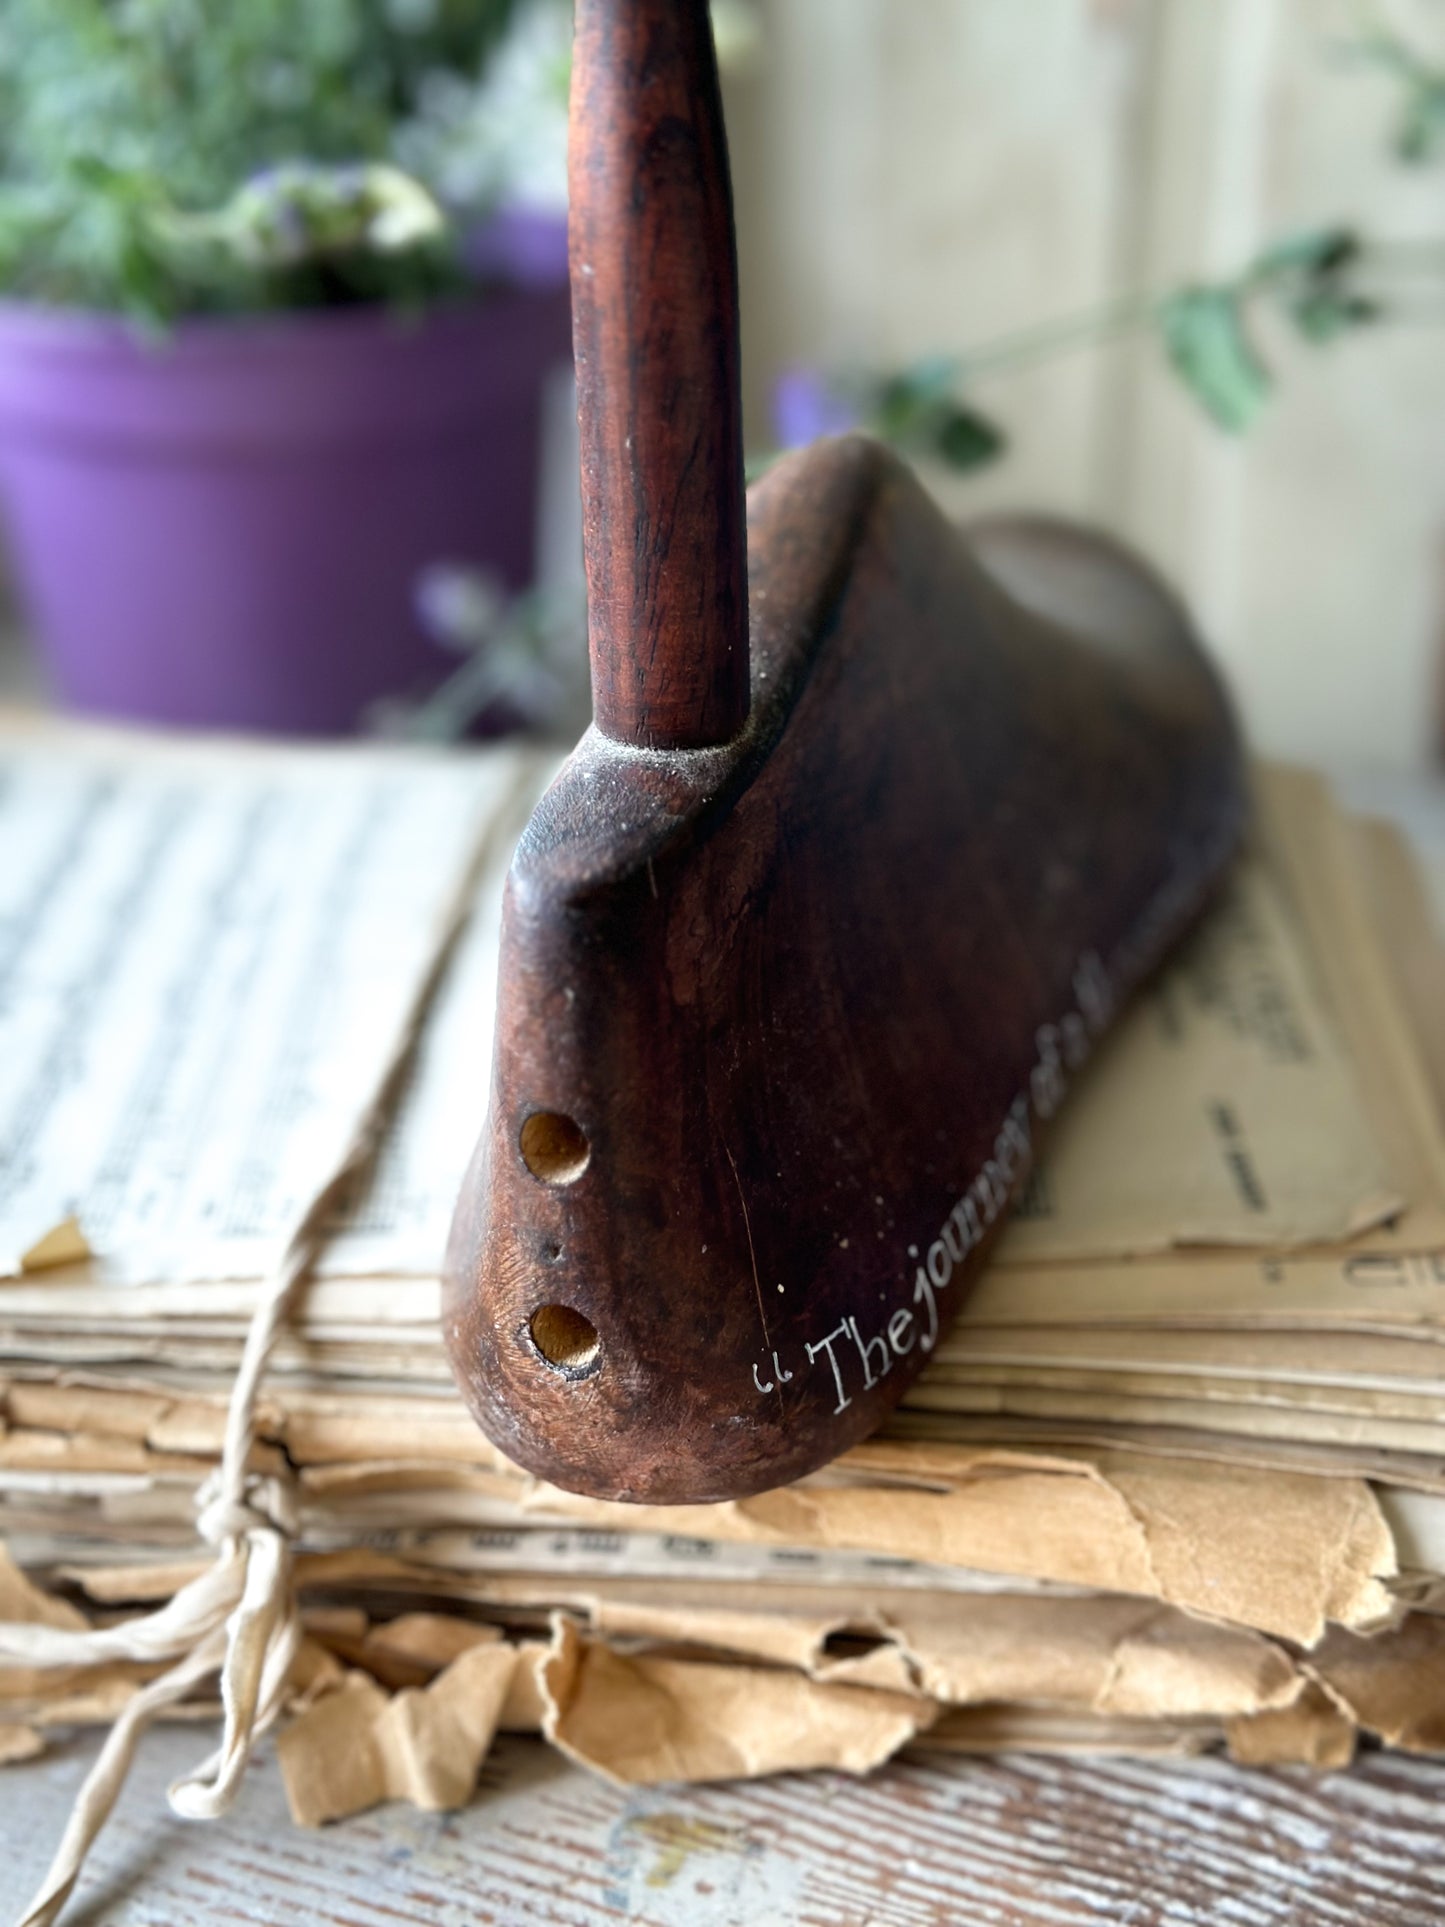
<box><xmin>0</xmin><ymin>1392</ymin><xmax>1399</xmax><ymax>1644</ymax></box>
<box><xmin>15</xmin><ymin>1530</ymin><xmax>1445</xmax><ymax>1828</ymax></box>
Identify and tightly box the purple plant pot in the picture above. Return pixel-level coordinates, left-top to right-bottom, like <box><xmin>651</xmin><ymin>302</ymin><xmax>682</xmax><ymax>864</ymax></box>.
<box><xmin>0</xmin><ymin>286</ymin><xmax>573</xmax><ymax>734</ymax></box>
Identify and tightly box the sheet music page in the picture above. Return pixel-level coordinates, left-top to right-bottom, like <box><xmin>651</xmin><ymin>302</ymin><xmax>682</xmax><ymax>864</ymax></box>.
<box><xmin>320</xmin><ymin>752</ymin><xmax>563</xmax><ymax>1278</ymax></box>
<box><xmin>996</xmin><ymin>840</ymin><xmax>1405</xmax><ymax>1263</ymax></box>
<box><xmin>0</xmin><ymin>728</ymin><xmax>544</xmax><ymax>1284</ymax></box>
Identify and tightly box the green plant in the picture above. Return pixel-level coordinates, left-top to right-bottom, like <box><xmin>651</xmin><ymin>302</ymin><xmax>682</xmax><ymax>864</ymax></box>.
<box><xmin>0</xmin><ymin>0</ymin><xmax>520</xmax><ymax>320</ymax></box>
<box><xmin>769</xmin><ymin>222</ymin><xmax>1445</xmax><ymax>474</ymax></box>
<box><xmin>770</xmin><ymin>11</ymin><xmax>1444</xmax><ymax>475</ymax></box>
<box><xmin>1345</xmin><ymin>9</ymin><xmax>1445</xmax><ymax>160</ymax></box>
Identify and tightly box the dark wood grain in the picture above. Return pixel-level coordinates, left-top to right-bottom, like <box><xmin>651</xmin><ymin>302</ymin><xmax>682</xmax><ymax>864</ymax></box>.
<box><xmin>569</xmin><ymin>0</ymin><xmax>749</xmax><ymax>749</ymax></box>
<box><xmin>445</xmin><ymin>436</ymin><xmax>1247</xmax><ymax>1502</ymax></box>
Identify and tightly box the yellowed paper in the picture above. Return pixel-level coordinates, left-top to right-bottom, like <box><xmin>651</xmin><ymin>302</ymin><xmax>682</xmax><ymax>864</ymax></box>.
<box><xmin>1260</xmin><ymin>767</ymin><xmax>1445</xmax><ymax>1251</ymax></box>
<box><xmin>0</xmin><ymin>1543</ymin><xmax>88</xmax><ymax>1632</ymax></box>
<box><xmin>2</xmin><ymin>751</ymin><xmax>1443</xmax><ymax>1818</ymax></box>
<box><xmin>920</xmin><ymin>1360</ymin><xmax>1445</xmax><ymax>1425</ymax></box>
<box><xmin>903</xmin><ymin>1378</ymin><xmax>1445</xmax><ymax>1456</ymax></box>
<box><xmin>962</xmin><ymin>1250</ymin><xmax>1445</xmax><ymax>1335</ymax></box>
<box><xmin>881</xmin><ymin>1408</ymin><xmax>1445</xmax><ymax>1494</ymax></box>
<box><xmin>361</xmin><ymin>1612</ymin><xmax>504</xmax><ymax>1674</ymax></box>
<box><xmin>999</xmin><ymin>833</ymin><xmax>1401</xmax><ymax>1261</ymax></box>
<box><xmin>0</xmin><ymin>729</ymin><xmax>541</xmax><ymax>1284</ymax></box>
<box><xmin>1353</xmin><ymin>815</ymin><xmax>1445</xmax><ymax>1134</ymax></box>
<box><xmin>7</xmin><ymin>1416</ymin><xmax>1403</xmax><ymax>1646</ymax></box>
<box><xmin>0</xmin><ymin>1724</ymin><xmax>44</xmax><ymax>1765</ymax></box>
<box><xmin>940</xmin><ymin>1321</ymin><xmax>1445</xmax><ymax>1385</ymax></box>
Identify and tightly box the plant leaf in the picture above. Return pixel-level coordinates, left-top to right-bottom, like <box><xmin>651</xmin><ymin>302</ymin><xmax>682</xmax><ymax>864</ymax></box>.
<box><xmin>1289</xmin><ymin>288</ymin><xmax>1380</xmax><ymax>344</ymax></box>
<box><xmin>928</xmin><ymin>402</ymin><xmax>1006</xmax><ymax>470</ymax></box>
<box><xmin>876</xmin><ymin>356</ymin><xmax>963</xmax><ymax>440</ymax></box>
<box><xmin>1253</xmin><ymin>225</ymin><xmax>1360</xmax><ymax>282</ymax></box>
<box><xmin>1158</xmin><ymin>288</ymin><xmax>1271</xmax><ymax>433</ymax></box>
<box><xmin>1397</xmin><ymin>77</ymin><xmax>1445</xmax><ymax>163</ymax></box>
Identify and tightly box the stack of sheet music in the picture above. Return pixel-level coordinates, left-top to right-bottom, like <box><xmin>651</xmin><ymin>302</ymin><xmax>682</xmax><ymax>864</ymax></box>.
<box><xmin>3</xmin><ymin>718</ymin><xmax>1445</xmax><ymax>1823</ymax></box>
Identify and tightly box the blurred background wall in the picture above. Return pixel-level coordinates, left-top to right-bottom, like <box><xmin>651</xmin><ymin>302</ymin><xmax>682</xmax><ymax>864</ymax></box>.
<box><xmin>725</xmin><ymin>0</ymin><xmax>1445</xmax><ymax>774</ymax></box>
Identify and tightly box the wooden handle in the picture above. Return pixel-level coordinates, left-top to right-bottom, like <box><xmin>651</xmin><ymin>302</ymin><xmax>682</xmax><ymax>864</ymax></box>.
<box><xmin>569</xmin><ymin>0</ymin><xmax>750</xmax><ymax>750</ymax></box>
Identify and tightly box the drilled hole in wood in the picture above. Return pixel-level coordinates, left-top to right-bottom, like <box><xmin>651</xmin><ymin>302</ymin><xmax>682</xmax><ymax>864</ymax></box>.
<box><xmin>519</xmin><ymin>1111</ymin><xmax>590</xmax><ymax>1184</ymax></box>
<box><xmin>530</xmin><ymin>1304</ymin><xmax>601</xmax><ymax>1377</ymax></box>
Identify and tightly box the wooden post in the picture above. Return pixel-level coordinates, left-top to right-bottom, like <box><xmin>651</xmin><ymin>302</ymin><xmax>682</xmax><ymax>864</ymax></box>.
<box><xmin>568</xmin><ymin>0</ymin><xmax>750</xmax><ymax>750</ymax></box>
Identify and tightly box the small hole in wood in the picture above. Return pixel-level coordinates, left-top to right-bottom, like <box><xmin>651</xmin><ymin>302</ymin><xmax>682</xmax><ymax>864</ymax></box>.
<box><xmin>519</xmin><ymin>1111</ymin><xmax>590</xmax><ymax>1185</ymax></box>
<box><xmin>530</xmin><ymin>1304</ymin><xmax>601</xmax><ymax>1377</ymax></box>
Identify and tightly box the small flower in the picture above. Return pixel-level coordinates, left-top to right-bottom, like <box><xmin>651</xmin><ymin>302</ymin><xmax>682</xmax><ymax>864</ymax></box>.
<box><xmin>771</xmin><ymin>366</ymin><xmax>865</xmax><ymax>448</ymax></box>
<box><xmin>217</xmin><ymin>161</ymin><xmax>446</xmax><ymax>269</ymax></box>
<box><xmin>415</xmin><ymin>564</ymin><xmax>509</xmax><ymax>653</ymax></box>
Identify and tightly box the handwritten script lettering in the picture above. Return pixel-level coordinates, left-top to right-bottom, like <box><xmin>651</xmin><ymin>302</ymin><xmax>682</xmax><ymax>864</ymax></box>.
<box><xmin>747</xmin><ymin>826</ymin><xmax>1239</xmax><ymax>1413</ymax></box>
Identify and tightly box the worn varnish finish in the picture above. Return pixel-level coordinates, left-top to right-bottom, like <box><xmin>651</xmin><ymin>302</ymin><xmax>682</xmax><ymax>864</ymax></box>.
<box><xmin>443</xmin><ymin>0</ymin><xmax>1246</xmax><ymax>1501</ymax></box>
<box><xmin>569</xmin><ymin>0</ymin><xmax>748</xmax><ymax>749</ymax></box>
<box><xmin>446</xmin><ymin>438</ymin><xmax>1246</xmax><ymax>1501</ymax></box>
<box><xmin>10</xmin><ymin>1727</ymin><xmax>1445</xmax><ymax>1926</ymax></box>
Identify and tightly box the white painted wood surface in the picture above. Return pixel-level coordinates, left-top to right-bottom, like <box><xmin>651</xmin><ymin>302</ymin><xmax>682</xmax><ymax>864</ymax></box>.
<box><xmin>732</xmin><ymin>0</ymin><xmax>1149</xmax><ymax>524</ymax></box>
<box><xmin>729</xmin><ymin>0</ymin><xmax>1445</xmax><ymax>773</ymax></box>
<box><xmin>6</xmin><ymin>1725</ymin><xmax>1445</xmax><ymax>1927</ymax></box>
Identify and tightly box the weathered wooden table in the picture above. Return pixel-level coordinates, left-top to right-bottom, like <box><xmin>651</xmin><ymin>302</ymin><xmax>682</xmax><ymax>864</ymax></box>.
<box><xmin>7</xmin><ymin>1724</ymin><xmax>1444</xmax><ymax>1926</ymax></box>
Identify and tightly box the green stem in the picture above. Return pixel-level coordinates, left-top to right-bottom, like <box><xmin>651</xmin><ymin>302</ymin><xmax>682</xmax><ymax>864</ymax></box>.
<box><xmin>953</xmin><ymin>234</ymin><xmax>1444</xmax><ymax>384</ymax></box>
<box><xmin>956</xmin><ymin>288</ymin><xmax>1164</xmax><ymax>382</ymax></box>
<box><xmin>1358</xmin><ymin>237</ymin><xmax>1445</xmax><ymax>273</ymax></box>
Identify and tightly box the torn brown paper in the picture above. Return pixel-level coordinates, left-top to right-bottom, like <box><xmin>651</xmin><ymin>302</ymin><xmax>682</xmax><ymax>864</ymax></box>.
<box><xmin>587</xmin><ymin>1593</ymin><xmax>898</xmax><ymax>1684</ymax></box>
<box><xmin>921</xmin><ymin>1705</ymin><xmax>1220</xmax><ymax>1757</ymax></box>
<box><xmin>0</xmin><ymin>1723</ymin><xmax>44</xmax><ymax>1765</ymax></box>
<box><xmin>0</xmin><ymin>1426</ymin><xmax>216</xmax><ymax>1481</ymax></box>
<box><xmin>525</xmin><ymin>1449</ymin><xmax>1396</xmax><ymax>1643</ymax></box>
<box><xmin>499</xmin><ymin>1641</ymin><xmax>549</xmax><ymax>1733</ymax></box>
<box><xmin>540</xmin><ymin>1617</ymin><xmax>933</xmax><ymax>1784</ymax></box>
<box><xmin>306</xmin><ymin>1612</ymin><xmax>505</xmax><ymax>1693</ymax></box>
<box><xmin>362</xmin><ymin>1612</ymin><xmax>504</xmax><ymax>1674</ymax></box>
<box><xmin>19</xmin><ymin>1219</ymin><xmax>92</xmax><ymax>1275</ymax></box>
<box><xmin>277</xmin><ymin>1637</ymin><xmax>520</xmax><ymax>1826</ymax></box>
<box><xmin>1226</xmin><ymin>1682</ymin><xmax>1357</xmax><ymax>1769</ymax></box>
<box><xmin>1306</xmin><ymin>1613</ymin><xmax>1445</xmax><ymax>1754</ymax></box>
<box><xmin>877</xmin><ymin>1592</ymin><xmax>1299</xmax><ymax>1718</ymax></box>
<box><xmin>432</xmin><ymin>1572</ymin><xmax>1305</xmax><ymax>1723</ymax></box>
